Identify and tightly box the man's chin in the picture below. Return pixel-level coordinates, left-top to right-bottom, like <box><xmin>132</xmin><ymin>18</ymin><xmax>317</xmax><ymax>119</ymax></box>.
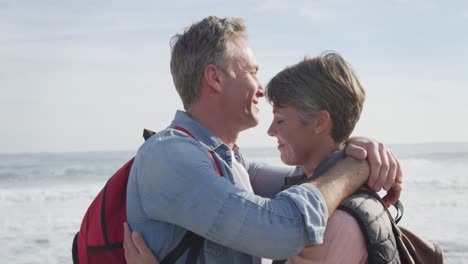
<box><xmin>239</xmin><ymin>117</ymin><xmax>259</xmax><ymax>132</ymax></box>
<box><xmin>250</xmin><ymin>116</ymin><xmax>260</xmax><ymax>128</ymax></box>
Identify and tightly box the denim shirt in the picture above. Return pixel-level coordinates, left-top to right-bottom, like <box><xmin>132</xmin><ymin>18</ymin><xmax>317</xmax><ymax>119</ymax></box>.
<box><xmin>126</xmin><ymin>111</ymin><xmax>328</xmax><ymax>264</ymax></box>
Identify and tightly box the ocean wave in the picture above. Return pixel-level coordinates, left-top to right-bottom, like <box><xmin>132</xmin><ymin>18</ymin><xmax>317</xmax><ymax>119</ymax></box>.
<box><xmin>438</xmin><ymin>240</ymin><xmax>468</xmax><ymax>261</ymax></box>
<box><xmin>400</xmin><ymin>158</ymin><xmax>468</xmax><ymax>183</ymax></box>
<box><xmin>399</xmin><ymin>151</ymin><xmax>468</xmax><ymax>161</ymax></box>
<box><xmin>0</xmin><ymin>171</ymin><xmax>18</xmax><ymax>181</ymax></box>
<box><xmin>0</xmin><ymin>164</ymin><xmax>120</xmax><ymax>185</ymax></box>
<box><xmin>0</xmin><ymin>152</ymin><xmax>133</xmax><ymax>184</ymax></box>
<box><xmin>0</xmin><ymin>185</ymin><xmax>103</xmax><ymax>206</ymax></box>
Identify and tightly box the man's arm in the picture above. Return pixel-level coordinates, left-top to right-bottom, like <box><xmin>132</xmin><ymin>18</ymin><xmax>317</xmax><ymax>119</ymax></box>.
<box><xmin>247</xmin><ymin>137</ymin><xmax>401</xmax><ymax>214</ymax></box>
<box><xmin>129</xmin><ymin>136</ymin><xmax>399</xmax><ymax>259</ymax></box>
<box><xmin>309</xmin><ymin>157</ymin><xmax>369</xmax><ymax>216</ymax></box>
<box><xmin>125</xmin><ymin>137</ymin><xmax>401</xmax><ymax>263</ymax></box>
<box><xmin>247</xmin><ymin>137</ymin><xmax>402</xmax><ymax>204</ymax></box>
<box><xmin>131</xmin><ymin>138</ymin><xmax>327</xmax><ymax>259</ymax></box>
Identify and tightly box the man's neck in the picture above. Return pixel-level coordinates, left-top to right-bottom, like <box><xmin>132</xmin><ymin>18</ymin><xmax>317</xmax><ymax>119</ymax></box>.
<box><xmin>187</xmin><ymin>108</ymin><xmax>239</xmax><ymax>149</ymax></box>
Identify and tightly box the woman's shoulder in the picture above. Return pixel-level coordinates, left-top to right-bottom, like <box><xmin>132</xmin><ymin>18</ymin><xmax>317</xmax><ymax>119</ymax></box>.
<box><xmin>286</xmin><ymin>211</ymin><xmax>367</xmax><ymax>264</ymax></box>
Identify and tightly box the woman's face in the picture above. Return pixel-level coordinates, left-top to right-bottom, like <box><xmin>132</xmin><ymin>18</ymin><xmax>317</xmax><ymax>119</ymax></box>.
<box><xmin>267</xmin><ymin>104</ymin><xmax>320</xmax><ymax>166</ymax></box>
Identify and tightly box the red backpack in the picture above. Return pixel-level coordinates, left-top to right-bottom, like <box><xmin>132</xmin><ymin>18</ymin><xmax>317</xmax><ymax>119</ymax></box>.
<box><xmin>72</xmin><ymin>127</ymin><xmax>221</xmax><ymax>264</ymax></box>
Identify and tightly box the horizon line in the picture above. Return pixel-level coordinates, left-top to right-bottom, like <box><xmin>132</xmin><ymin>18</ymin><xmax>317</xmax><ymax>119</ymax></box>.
<box><xmin>2</xmin><ymin>141</ymin><xmax>468</xmax><ymax>155</ymax></box>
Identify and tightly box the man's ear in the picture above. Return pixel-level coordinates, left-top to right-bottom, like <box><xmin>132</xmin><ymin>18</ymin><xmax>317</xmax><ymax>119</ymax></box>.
<box><xmin>202</xmin><ymin>64</ymin><xmax>224</xmax><ymax>93</ymax></box>
<box><xmin>315</xmin><ymin>110</ymin><xmax>332</xmax><ymax>134</ymax></box>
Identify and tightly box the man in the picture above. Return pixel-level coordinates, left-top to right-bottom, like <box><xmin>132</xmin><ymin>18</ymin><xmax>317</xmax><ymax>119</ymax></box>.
<box><xmin>126</xmin><ymin>16</ymin><xmax>401</xmax><ymax>264</ymax></box>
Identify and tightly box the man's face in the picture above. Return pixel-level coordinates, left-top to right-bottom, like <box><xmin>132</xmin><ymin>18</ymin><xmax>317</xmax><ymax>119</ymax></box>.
<box><xmin>220</xmin><ymin>39</ymin><xmax>265</xmax><ymax>132</ymax></box>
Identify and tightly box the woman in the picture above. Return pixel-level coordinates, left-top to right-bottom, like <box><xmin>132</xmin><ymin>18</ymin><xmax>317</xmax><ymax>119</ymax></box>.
<box><xmin>124</xmin><ymin>52</ymin><xmax>400</xmax><ymax>264</ymax></box>
<box><xmin>265</xmin><ymin>52</ymin><xmax>368</xmax><ymax>263</ymax></box>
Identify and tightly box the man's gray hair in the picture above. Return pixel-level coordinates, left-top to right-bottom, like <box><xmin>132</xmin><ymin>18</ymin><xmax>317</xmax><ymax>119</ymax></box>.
<box><xmin>170</xmin><ymin>16</ymin><xmax>247</xmax><ymax>110</ymax></box>
<box><xmin>266</xmin><ymin>52</ymin><xmax>366</xmax><ymax>143</ymax></box>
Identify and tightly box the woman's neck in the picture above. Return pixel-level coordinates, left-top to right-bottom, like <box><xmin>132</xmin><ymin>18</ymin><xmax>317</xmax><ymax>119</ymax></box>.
<box><xmin>302</xmin><ymin>141</ymin><xmax>342</xmax><ymax>177</ymax></box>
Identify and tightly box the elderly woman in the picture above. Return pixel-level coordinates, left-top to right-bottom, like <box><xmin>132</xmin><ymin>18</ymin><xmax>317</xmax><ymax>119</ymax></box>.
<box><xmin>123</xmin><ymin>52</ymin><xmax>401</xmax><ymax>264</ymax></box>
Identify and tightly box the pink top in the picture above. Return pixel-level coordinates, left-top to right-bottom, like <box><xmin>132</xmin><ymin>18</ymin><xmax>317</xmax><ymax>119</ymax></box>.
<box><xmin>286</xmin><ymin>210</ymin><xmax>367</xmax><ymax>264</ymax></box>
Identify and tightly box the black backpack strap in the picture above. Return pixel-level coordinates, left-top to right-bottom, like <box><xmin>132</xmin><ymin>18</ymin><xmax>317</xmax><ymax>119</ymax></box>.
<box><xmin>143</xmin><ymin>129</ymin><xmax>156</xmax><ymax>141</ymax></box>
<box><xmin>72</xmin><ymin>232</ymin><xmax>79</xmax><ymax>264</ymax></box>
<box><xmin>185</xmin><ymin>234</ymin><xmax>204</xmax><ymax>264</ymax></box>
<box><xmin>161</xmin><ymin>232</ymin><xmax>204</xmax><ymax>264</ymax></box>
<box><xmin>272</xmin><ymin>259</ymin><xmax>287</xmax><ymax>264</ymax></box>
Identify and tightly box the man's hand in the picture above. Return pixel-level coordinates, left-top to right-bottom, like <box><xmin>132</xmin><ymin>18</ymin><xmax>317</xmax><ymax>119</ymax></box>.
<box><xmin>382</xmin><ymin>182</ymin><xmax>402</xmax><ymax>208</ymax></box>
<box><xmin>311</xmin><ymin>157</ymin><xmax>370</xmax><ymax>216</ymax></box>
<box><xmin>346</xmin><ymin>137</ymin><xmax>403</xmax><ymax>206</ymax></box>
<box><xmin>123</xmin><ymin>223</ymin><xmax>159</xmax><ymax>264</ymax></box>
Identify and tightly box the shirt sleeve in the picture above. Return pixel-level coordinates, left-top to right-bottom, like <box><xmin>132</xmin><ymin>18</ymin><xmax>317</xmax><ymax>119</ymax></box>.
<box><xmin>247</xmin><ymin>161</ymin><xmax>304</xmax><ymax>198</ymax></box>
<box><xmin>286</xmin><ymin>210</ymin><xmax>368</xmax><ymax>264</ymax></box>
<box><xmin>134</xmin><ymin>137</ymin><xmax>327</xmax><ymax>259</ymax></box>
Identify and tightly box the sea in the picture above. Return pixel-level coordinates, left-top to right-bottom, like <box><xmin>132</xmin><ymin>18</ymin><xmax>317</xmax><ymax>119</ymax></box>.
<box><xmin>1</xmin><ymin>143</ymin><xmax>467</xmax><ymax>263</ymax></box>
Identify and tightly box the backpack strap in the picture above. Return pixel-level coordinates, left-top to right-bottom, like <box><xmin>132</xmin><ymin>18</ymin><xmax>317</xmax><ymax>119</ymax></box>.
<box><xmin>173</xmin><ymin>126</ymin><xmax>222</xmax><ymax>175</ymax></box>
<box><xmin>161</xmin><ymin>232</ymin><xmax>204</xmax><ymax>264</ymax></box>
<box><xmin>337</xmin><ymin>189</ymin><xmax>402</xmax><ymax>264</ymax></box>
<box><xmin>342</xmin><ymin>188</ymin><xmax>403</xmax><ymax>236</ymax></box>
<box><xmin>72</xmin><ymin>232</ymin><xmax>79</xmax><ymax>264</ymax></box>
<box><xmin>394</xmin><ymin>200</ymin><xmax>404</xmax><ymax>224</ymax></box>
<box><xmin>155</xmin><ymin>126</ymin><xmax>222</xmax><ymax>263</ymax></box>
<box><xmin>144</xmin><ymin>127</ymin><xmax>222</xmax><ymax>175</ymax></box>
<box><xmin>358</xmin><ymin>189</ymin><xmax>404</xmax><ymax>233</ymax></box>
<box><xmin>272</xmin><ymin>260</ymin><xmax>287</xmax><ymax>264</ymax></box>
<box><xmin>143</xmin><ymin>128</ymin><xmax>156</xmax><ymax>140</ymax></box>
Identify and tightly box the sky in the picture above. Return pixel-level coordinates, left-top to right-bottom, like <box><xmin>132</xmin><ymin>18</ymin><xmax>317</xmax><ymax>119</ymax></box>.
<box><xmin>1</xmin><ymin>0</ymin><xmax>467</xmax><ymax>153</ymax></box>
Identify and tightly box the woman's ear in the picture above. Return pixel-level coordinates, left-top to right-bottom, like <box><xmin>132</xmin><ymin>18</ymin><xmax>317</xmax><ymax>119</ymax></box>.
<box><xmin>315</xmin><ymin>110</ymin><xmax>332</xmax><ymax>134</ymax></box>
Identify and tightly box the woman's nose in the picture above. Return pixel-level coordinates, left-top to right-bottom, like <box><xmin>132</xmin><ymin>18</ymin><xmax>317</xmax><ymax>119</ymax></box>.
<box><xmin>267</xmin><ymin>123</ymin><xmax>276</xmax><ymax>137</ymax></box>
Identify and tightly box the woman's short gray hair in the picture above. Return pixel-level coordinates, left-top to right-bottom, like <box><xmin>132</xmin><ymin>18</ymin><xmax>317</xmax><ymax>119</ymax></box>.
<box><xmin>266</xmin><ymin>52</ymin><xmax>366</xmax><ymax>143</ymax></box>
<box><xmin>170</xmin><ymin>16</ymin><xmax>246</xmax><ymax>110</ymax></box>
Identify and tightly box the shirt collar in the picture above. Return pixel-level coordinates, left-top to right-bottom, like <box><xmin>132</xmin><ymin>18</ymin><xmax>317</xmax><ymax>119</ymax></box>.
<box><xmin>170</xmin><ymin>110</ymin><xmax>225</xmax><ymax>151</ymax></box>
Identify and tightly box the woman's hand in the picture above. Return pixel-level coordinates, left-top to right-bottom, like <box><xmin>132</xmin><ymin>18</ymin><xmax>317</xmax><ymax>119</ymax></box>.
<box><xmin>123</xmin><ymin>223</ymin><xmax>159</xmax><ymax>264</ymax></box>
